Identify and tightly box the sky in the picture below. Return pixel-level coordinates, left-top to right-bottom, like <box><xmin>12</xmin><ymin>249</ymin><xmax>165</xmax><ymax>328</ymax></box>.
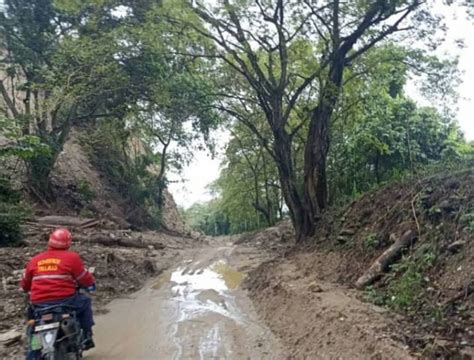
<box><xmin>169</xmin><ymin>3</ymin><xmax>474</xmax><ymax>208</ymax></box>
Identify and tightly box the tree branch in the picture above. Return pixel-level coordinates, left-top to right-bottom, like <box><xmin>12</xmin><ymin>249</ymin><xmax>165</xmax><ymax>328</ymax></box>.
<box><xmin>0</xmin><ymin>79</ymin><xmax>19</xmax><ymax>118</ymax></box>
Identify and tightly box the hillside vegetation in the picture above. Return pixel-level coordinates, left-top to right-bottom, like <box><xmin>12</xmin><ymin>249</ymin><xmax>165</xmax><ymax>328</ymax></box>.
<box><xmin>243</xmin><ymin>170</ymin><xmax>473</xmax><ymax>358</ymax></box>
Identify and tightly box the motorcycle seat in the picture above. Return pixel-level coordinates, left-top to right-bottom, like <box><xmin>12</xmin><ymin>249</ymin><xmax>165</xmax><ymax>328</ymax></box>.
<box><xmin>32</xmin><ymin>304</ymin><xmax>76</xmax><ymax>318</ymax></box>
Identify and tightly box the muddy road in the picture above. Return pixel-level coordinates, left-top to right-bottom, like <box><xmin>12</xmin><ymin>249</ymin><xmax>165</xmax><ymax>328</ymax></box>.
<box><xmin>86</xmin><ymin>240</ymin><xmax>285</xmax><ymax>359</ymax></box>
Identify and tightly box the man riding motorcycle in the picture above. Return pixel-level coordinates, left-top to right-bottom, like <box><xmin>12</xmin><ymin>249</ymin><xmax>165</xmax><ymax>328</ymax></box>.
<box><xmin>20</xmin><ymin>228</ymin><xmax>96</xmax><ymax>351</ymax></box>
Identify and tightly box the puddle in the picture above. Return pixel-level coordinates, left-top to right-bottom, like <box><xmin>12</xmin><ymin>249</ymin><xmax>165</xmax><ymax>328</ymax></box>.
<box><xmin>171</xmin><ymin>267</ymin><xmax>229</xmax><ymax>292</ymax></box>
<box><xmin>156</xmin><ymin>261</ymin><xmax>247</xmax><ymax>324</ymax></box>
<box><xmin>151</xmin><ymin>260</ymin><xmax>249</xmax><ymax>358</ymax></box>
<box><xmin>166</xmin><ymin>260</ymin><xmax>245</xmax><ymax>293</ymax></box>
<box><xmin>212</xmin><ymin>261</ymin><xmax>245</xmax><ymax>290</ymax></box>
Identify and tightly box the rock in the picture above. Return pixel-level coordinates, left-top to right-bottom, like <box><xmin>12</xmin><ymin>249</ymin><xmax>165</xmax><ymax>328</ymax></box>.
<box><xmin>337</xmin><ymin>236</ymin><xmax>347</xmax><ymax>244</ymax></box>
<box><xmin>447</xmin><ymin>240</ymin><xmax>466</xmax><ymax>253</ymax></box>
<box><xmin>308</xmin><ymin>282</ymin><xmax>323</xmax><ymax>293</ymax></box>
<box><xmin>0</xmin><ymin>330</ymin><xmax>22</xmax><ymax>346</ymax></box>
<box><xmin>339</xmin><ymin>228</ymin><xmax>355</xmax><ymax>236</ymax></box>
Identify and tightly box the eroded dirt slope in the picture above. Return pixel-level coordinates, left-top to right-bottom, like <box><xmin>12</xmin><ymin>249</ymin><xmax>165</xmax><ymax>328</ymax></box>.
<box><xmin>243</xmin><ymin>169</ymin><xmax>473</xmax><ymax>359</ymax></box>
<box><xmin>246</xmin><ymin>258</ymin><xmax>413</xmax><ymax>359</ymax></box>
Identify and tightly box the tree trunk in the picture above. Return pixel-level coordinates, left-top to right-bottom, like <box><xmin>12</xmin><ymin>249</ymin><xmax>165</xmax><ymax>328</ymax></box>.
<box><xmin>262</xmin><ymin>156</ymin><xmax>276</xmax><ymax>226</ymax></box>
<box><xmin>27</xmin><ymin>105</ymin><xmax>76</xmax><ymax>197</ymax></box>
<box><xmin>304</xmin><ymin>106</ymin><xmax>330</xmax><ymax>216</ymax></box>
<box><xmin>155</xmin><ymin>140</ymin><xmax>170</xmax><ymax>208</ymax></box>
<box><xmin>272</xmin><ymin>127</ymin><xmax>314</xmax><ymax>242</ymax></box>
<box><xmin>303</xmin><ymin>60</ymin><xmax>345</xmax><ymax>232</ymax></box>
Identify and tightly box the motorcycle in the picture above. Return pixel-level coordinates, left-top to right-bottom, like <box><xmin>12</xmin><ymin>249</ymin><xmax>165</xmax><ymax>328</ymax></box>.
<box><xmin>26</xmin><ymin>302</ymin><xmax>85</xmax><ymax>360</ymax></box>
<box><xmin>25</xmin><ymin>279</ymin><xmax>96</xmax><ymax>360</ymax></box>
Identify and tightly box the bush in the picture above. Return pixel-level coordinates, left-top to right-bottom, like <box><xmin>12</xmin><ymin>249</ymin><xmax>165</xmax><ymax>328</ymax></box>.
<box><xmin>365</xmin><ymin>247</ymin><xmax>437</xmax><ymax>314</ymax></box>
<box><xmin>0</xmin><ymin>177</ymin><xmax>28</xmax><ymax>246</ymax></box>
<box><xmin>77</xmin><ymin>179</ymin><xmax>95</xmax><ymax>203</ymax></box>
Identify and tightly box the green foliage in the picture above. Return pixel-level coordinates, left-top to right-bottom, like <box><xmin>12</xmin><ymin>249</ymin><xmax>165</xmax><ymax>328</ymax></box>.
<box><xmin>327</xmin><ymin>46</ymin><xmax>469</xmax><ymax>204</ymax></box>
<box><xmin>182</xmin><ymin>201</ymin><xmax>230</xmax><ymax>236</ymax></box>
<box><xmin>364</xmin><ymin>286</ymin><xmax>387</xmax><ymax>307</ymax></box>
<box><xmin>0</xmin><ymin>117</ymin><xmax>48</xmax><ymax>243</ymax></box>
<box><xmin>1</xmin><ymin>0</ymin><xmax>470</xmax><ymax>239</ymax></box>
<box><xmin>0</xmin><ymin>177</ymin><xmax>28</xmax><ymax>246</ymax></box>
<box><xmin>211</xmin><ymin>44</ymin><xmax>468</xmax><ymax>231</ymax></box>
<box><xmin>77</xmin><ymin>180</ymin><xmax>95</xmax><ymax>203</ymax></box>
<box><xmin>209</xmin><ymin>122</ymin><xmax>283</xmax><ymax>234</ymax></box>
<box><xmin>2</xmin><ymin>0</ymin><xmax>220</xmax><ymax>199</ymax></box>
<box><xmin>0</xmin><ymin>117</ymin><xmax>51</xmax><ymax>159</ymax></box>
<box><xmin>366</xmin><ymin>247</ymin><xmax>437</xmax><ymax>314</ymax></box>
<box><xmin>82</xmin><ymin>119</ymin><xmax>164</xmax><ymax>228</ymax></box>
<box><xmin>459</xmin><ymin>211</ymin><xmax>474</xmax><ymax>234</ymax></box>
<box><xmin>364</xmin><ymin>233</ymin><xmax>379</xmax><ymax>250</ymax></box>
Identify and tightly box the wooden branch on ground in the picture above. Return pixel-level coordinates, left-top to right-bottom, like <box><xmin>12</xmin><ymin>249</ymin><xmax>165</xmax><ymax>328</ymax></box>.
<box><xmin>78</xmin><ymin>219</ymin><xmax>101</xmax><ymax>229</ymax></box>
<box><xmin>355</xmin><ymin>229</ymin><xmax>417</xmax><ymax>289</ymax></box>
<box><xmin>75</xmin><ymin>234</ymin><xmax>165</xmax><ymax>250</ymax></box>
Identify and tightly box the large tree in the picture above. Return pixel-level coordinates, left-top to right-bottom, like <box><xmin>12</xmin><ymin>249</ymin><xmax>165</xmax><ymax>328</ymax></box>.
<box><xmin>172</xmin><ymin>0</ymin><xmax>442</xmax><ymax>241</ymax></box>
<box><xmin>1</xmin><ymin>0</ymin><xmax>219</xmax><ymax>202</ymax></box>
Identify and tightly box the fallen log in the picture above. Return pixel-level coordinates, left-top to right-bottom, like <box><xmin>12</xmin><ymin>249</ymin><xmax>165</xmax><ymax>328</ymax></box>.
<box><xmin>78</xmin><ymin>219</ymin><xmax>101</xmax><ymax>229</ymax></box>
<box><xmin>355</xmin><ymin>229</ymin><xmax>417</xmax><ymax>289</ymax></box>
<box><xmin>35</xmin><ymin>215</ymin><xmax>95</xmax><ymax>227</ymax></box>
<box><xmin>25</xmin><ymin>221</ymin><xmax>57</xmax><ymax>229</ymax></box>
<box><xmin>75</xmin><ymin>234</ymin><xmax>165</xmax><ymax>250</ymax></box>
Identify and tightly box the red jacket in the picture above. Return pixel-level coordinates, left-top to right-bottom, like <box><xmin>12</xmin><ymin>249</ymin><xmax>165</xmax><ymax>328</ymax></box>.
<box><xmin>20</xmin><ymin>248</ymin><xmax>95</xmax><ymax>304</ymax></box>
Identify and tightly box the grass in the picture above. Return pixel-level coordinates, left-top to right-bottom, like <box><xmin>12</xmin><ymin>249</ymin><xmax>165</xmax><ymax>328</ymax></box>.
<box><xmin>365</xmin><ymin>245</ymin><xmax>438</xmax><ymax>314</ymax></box>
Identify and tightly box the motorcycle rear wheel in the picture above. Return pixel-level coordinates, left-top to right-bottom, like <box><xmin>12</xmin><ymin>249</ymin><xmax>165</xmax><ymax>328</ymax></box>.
<box><xmin>43</xmin><ymin>343</ymin><xmax>79</xmax><ymax>360</ymax></box>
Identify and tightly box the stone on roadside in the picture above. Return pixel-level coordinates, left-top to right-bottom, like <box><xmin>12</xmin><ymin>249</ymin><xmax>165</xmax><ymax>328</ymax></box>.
<box><xmin>308</xmin><ymin>281</ymin><xmax>323</xmax><ymax>293</ymax></box>
<box><xmin>0</xmin><ymin>330</ymin><xmax>22</xmax><ymax>347</ymax></box>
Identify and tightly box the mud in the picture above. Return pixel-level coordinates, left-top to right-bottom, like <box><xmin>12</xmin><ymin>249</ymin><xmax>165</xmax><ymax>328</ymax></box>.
<box><xmin>87</xmin><ymin>241</ymin><xmax>284</xmax><ymax>359</ymax></box>
<box><xmin>246</xmin><ymin>260</ymin><xmax>414</xmax><ymax>360</ymax></box>
<box><xmin>0</xmin><ymin>229</ymin><xmax>200</xmax><ymax>359</ymax></box>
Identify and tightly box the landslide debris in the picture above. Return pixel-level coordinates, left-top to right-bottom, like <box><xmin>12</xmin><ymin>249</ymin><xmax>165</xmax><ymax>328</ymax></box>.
<box><xmin>243</xmin><ymin>170</ymin><xmax>473</xmax><ymax>359</ymax></box>
<box><xmin>0</xmin><ymin>221</ymin><xmax>198</xmax><ymax>359</ymax></box>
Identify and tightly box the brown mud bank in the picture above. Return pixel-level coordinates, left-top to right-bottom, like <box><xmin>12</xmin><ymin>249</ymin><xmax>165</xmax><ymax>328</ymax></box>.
<box><xmin>246</xmin><ymin>259</ymin><xmax>413</xmax><ymax>359</ymax></box>
<box><xmin>243</xmin><ymin>170</ymin><xmax>473</xmax><ymax>359</ymax></box>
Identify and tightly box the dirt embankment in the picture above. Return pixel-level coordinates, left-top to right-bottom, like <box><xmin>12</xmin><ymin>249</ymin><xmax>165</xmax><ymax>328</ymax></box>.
<box><xmin>49</xmin><ymin>127</ymin><xmax>187</xmax><ymax>234</ymax></box>
<box><xmin>244</xmin><ymin>170</ymin><xmax>473</xmax><ymax>359</ymax></box>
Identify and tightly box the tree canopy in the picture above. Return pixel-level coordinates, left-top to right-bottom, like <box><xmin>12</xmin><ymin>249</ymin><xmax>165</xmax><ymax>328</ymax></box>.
<box><xmin>1</xmin><ymin>0</ymin><xmax>472</xmax><ymax>239</ymax></box>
